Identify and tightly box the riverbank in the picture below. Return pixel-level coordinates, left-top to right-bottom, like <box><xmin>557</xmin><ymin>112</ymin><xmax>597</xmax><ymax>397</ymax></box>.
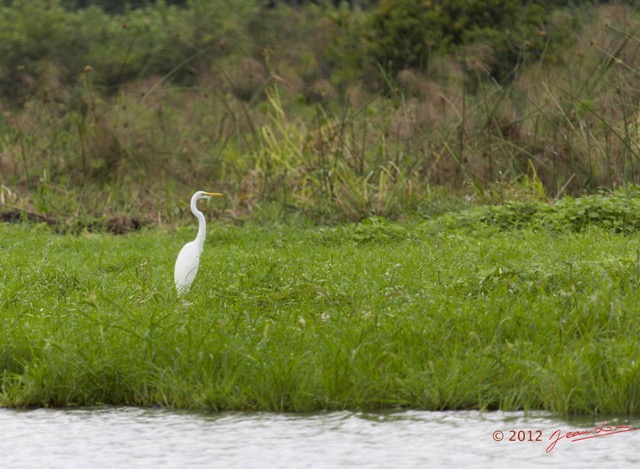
<box><xmin>2</xmin><ymin>194</ymin><xmax>640</xmax><ymax>414</ymax></box>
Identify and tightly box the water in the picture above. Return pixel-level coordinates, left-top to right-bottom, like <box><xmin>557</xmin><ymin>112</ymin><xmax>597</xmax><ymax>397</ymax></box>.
<box><xmin>1</xmin><ymin>407</ymin><xmax>639</xmax><ymax>468</ymax></box>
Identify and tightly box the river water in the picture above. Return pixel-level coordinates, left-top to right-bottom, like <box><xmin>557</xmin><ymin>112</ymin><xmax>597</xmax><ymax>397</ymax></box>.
<box><xmin>1</xmin><ymin>407</ymin><xmax>638</xmax><ymax>468</ymax></box>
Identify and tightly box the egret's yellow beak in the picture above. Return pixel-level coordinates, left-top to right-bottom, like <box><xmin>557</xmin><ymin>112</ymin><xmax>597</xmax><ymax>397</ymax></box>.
<box><xmin>204</xmin><ymin>192</ymin><xmax>223</xmax><ymax>197</ymax></box>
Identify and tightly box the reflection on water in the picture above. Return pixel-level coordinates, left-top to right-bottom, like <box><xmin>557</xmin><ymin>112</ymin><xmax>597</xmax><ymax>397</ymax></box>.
<box><xmin>1</xmin><ymin>407</ymin><xmax>639</xmax><ymax>468</ymax></box>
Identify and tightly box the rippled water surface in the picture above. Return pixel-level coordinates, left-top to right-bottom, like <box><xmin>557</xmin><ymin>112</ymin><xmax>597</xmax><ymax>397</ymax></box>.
<box><xmin>1</xmin><ymin>408</ymin><xmax>639</xmax><ymax>468</ymax></box>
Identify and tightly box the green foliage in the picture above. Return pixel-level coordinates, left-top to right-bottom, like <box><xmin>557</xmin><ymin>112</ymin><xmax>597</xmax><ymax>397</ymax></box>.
<box><xmin>2</xmin><ymin>212</ymin><xmax>640</xmax><ymax>413</ymax></box>
<box><xmin>3</xmin><ymin>0</ymin><xmax>640</xmax><ymax>416</ymax></box>
<box><xmin>442</xmin><ymin>186</ymin><xmax>640</xmax><ymax>234</ymax></box>
<box><xmin>361</xmin><ymin>0</ymin><xmax>555</xmax><ymax>82</ymax></box>
<box><xmin>0</xmin><ymin>0</ymin><xmax>259</xmax><ymax>104</ymax></box>
<box><xmin>61</xmin><ymin>0</ymin><xmax>188</xmax><ymax>13</ymax></box>
<box><xmin>314</xmin><ymin>216</ymin><xmax>412</xmax><ymax>244</ymax></box>
<box><xmin>325</xmin><ymin>6</ymin><xmax>371</xmax><ymax>87</ymax></box>
<box><xmin>0</xmin><ymin>1</ymin><xmax>100</xmax><ymax>102</ymax></box>
<box><xmin>367</xmin><ymin>0</ymin><xmax>444</xmax><ymax>73</ymax></box>
<box><xmin>2</xmin><ymin>1</ymin><xmax>640</xmax><ymax>228</ymax></box>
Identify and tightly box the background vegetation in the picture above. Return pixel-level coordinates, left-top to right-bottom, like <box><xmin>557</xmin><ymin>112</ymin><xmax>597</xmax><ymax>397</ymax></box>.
<box><xmin>1</xmin><ymin>0</ymin><xmax>640</xmax><ymax>231</ymax></box>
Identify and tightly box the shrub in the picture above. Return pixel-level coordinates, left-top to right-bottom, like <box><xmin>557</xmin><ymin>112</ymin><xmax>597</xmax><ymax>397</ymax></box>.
<box><xmin>349</xmin><ymin>0</ymin><xmax>566</xmax><ymax>85</ymax></box>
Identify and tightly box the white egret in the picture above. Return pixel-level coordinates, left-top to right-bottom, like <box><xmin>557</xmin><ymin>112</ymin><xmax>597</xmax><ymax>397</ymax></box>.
<box><xmin>174</xmin><ymin>191</ymin><xmax>223</xmax><ymax>294</ymax></box>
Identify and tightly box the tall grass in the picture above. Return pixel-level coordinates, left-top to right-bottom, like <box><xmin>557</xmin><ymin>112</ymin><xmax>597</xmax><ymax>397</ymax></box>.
<box><xmin>3</xmin><ymin>4</ymin><xmax>640</xmax><ymax>228</ymax></box>
<box><xmin>2</xmin><ymin>191</ymin><xmax>640</xmax><ymax>413</ymax></box>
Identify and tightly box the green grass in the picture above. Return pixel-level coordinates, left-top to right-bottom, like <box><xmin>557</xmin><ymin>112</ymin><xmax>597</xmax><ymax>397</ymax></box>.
<box><xmin>2</xmin><ymin>200</ymin><xmax>640</xmax><ymax>414</ymax></box>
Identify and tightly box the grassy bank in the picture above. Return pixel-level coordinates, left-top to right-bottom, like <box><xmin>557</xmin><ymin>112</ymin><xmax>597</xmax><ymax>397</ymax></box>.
<box><xmin>3</xmin><ymin>1</ymin><xmax>640</xmax><ymax>416</ymax></box>
<box><xmin>2</xmin><ymin>192</ymin><xmax>640</xmax><ymax>413</ymax></box>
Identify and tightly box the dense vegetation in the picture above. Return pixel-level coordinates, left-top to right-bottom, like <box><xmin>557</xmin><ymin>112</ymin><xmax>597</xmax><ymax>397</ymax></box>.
<box><xmin>3</xmin><ymin>2</ymin><xmax>640</xmax><ymax>414</ymax></box>
<box><xmin>2</xmin><ymin>192</ymin><xmax>640</xmax><ymax>413</ymax></box>
<box><xmin>2</xmin><ymin>1</ymin><xmax>640</xmax><ymax>229</ymax></box>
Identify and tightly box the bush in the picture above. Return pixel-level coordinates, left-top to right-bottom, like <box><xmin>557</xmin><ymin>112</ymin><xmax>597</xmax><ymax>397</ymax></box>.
<box><xmin>0</xmin><ymin>0</ymin><xmax>259</xmax><ymax>104</ymax></box>
<box><xmin>0</xmin><ymin>1</ymin><xmax>104</xmax><ymax>103</ymax></box>
<box><xmin>355</xmin><ymin>0</ymin><xmax>562</xmax><ymax>83</ymax></box>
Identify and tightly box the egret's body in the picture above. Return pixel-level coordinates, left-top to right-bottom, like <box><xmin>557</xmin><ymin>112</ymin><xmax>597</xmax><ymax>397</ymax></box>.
<box><xmin>174</xmin><ymin>191</ymin><xmax>222</xmax><ymax>294</ymax></box>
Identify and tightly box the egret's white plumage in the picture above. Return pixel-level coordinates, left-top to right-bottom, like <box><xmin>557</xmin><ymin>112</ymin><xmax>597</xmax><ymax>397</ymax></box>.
<box><xmin>174</xmin><ymin>191</ymin><xmax>222</xmax><ymax>294</ymax></box>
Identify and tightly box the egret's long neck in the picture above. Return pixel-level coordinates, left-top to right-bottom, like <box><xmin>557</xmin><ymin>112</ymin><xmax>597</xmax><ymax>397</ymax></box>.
<box><xmin>192</xmin><ymin>197</ymin><xmax>207</xmax><ymax>249</ymax></box>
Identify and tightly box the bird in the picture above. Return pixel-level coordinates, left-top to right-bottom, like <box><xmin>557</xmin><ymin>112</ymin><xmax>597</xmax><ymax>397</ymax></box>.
<box><xmin>174</xmin><ymin>191</ymin><xmax>223</xmax><ymax>294</ymax></box>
